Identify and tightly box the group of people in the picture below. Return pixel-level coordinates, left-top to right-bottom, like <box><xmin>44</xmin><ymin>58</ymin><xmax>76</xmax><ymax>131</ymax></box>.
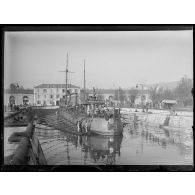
<box><xmin>77</xmin><ymin>119</ymin><xmax>90</xmax><ymax>133</ymax></box>
<box><xmin>61</xmin><ymin>103</ymin><xmax>116</xmax><ymax>122</ymax></box>
<box><xmin>86</xmin><ymin>104</ymin><xmax>111</xmax><ymax>117</ymax></box>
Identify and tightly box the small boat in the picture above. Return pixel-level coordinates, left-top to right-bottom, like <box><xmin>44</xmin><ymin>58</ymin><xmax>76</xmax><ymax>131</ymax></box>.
<box><xmin>4</xmin><ymin>109</ymin><xmax>29</xmax><ymax>127</ymax></box>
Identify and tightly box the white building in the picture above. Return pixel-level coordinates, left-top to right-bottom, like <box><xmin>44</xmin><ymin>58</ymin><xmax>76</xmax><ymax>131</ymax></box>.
<box><xmin>4</xmin><ymin>92</ymin><xmax>34</xmax><ymax>106</ymax></box>
<box><xmin>130</xmin><ymin>84</ymin><xmax>152</xmax><ymax>105</ymax></box>
<box><xmin>34</xmin><ymin>84</ymin><xmax>80</xmax><ymax>106</ymax></box>
<box><xmin>134</xmin><ymin>91</ymin><xmax>152</xmax><ymax>105</ymax></box>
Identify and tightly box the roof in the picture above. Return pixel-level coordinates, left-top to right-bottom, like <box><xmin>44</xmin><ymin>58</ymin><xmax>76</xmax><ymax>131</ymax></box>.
<box><xmin>86</xmin><ymin>89</ymin><xmax>116</xmax><ymax>94</ymax></box>
<box><xmin>34</xmin><ymin>84</ymin><xmax>80</xmax><ymax>89</ymax></box>
<box><xmin>4</xmin><ymin>88</ymin><xmax>34</xmax><ymax>94</ymax></box>
<box><xmin>86</xmin><ymin>89</ymin><xmax>149</xmax><ymax>95</ymax></box>
<box><xmin>162</xmin><ymin>99</ymin><xmax>177</xmax><ymax>104</ymax></box>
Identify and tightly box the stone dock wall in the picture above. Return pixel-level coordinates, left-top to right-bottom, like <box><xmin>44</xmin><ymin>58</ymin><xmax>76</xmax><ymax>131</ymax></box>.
<box><xmin>122</xmin><ymin>108</ymin><xmax>193</xmax><ymax>129</ymax></box>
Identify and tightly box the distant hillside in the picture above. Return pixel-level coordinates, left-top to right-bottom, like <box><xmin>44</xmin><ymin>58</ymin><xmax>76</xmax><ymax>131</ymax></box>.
<box><xmin>147</xmin><ymin>81</ymin><xmax>179</xmax><ymax>90</ymax></box>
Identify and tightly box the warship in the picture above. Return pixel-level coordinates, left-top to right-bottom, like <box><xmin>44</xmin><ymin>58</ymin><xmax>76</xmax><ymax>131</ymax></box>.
<box><xmin>57</xmin><ymin>54</ymin><xmax>124</xmax><ymax>136</ymax></box>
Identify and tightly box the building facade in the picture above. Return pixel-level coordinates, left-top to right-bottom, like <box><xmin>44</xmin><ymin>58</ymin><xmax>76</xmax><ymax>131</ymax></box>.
<box><xmin>4</xmin><ymin>92</ymin><xmax>34</xmax><ymax>106</ymax></box>
<box><xmin>34</xmin><ymin>84</ymin><xmax>80</xmax><ymax>106</ymax></box>
<box><xmin>134</xmin><ymin>91</ymin><xmax>152</xmax><ymax>105</ymax></box>
<box><xmin>132</xmin><ymin>84</ymin><xmax>152</xmax><ymax>105</ymax></box>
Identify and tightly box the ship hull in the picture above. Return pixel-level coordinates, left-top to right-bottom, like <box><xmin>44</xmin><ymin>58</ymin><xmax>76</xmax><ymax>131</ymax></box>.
<box><xmin>90</xmin><ymin>118</ymin><xmax>123</xmax><ymax>136</ymax></box>
<box><xmin>59</xmin><ymin>111</ymin><xmax>123</xmax><ymax>136</ymax></box>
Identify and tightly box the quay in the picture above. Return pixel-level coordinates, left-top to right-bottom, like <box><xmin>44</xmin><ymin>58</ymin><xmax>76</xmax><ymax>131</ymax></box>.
<box><xmin>4</xmin><ymin>108</ymin><xmax>48</xmax><ymax>165</ymax></box>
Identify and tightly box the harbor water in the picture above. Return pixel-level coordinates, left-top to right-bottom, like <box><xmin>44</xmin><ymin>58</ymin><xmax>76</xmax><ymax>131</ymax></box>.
<box><xmin>4</xmin><ymin>111</ymin><xmax>193</xmax><ymax>165</ymax></box>
<box><xmin>4</xmin><ymin>126</ymin><xmax>27</xmax><ymax>158</ymax></box>
<box><xmin>34</xmin><ymin>112</ymin><xmax>193</xmax><ymax>165</ymax></box>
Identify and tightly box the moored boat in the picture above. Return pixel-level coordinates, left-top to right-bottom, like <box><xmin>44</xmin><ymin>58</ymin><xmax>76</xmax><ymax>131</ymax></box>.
<box><xmin>55</xmin><ymin>54</ymin><xmax>124</xmax><ymax>136</ymax></box>
<box><xmin>58</xmin><ymin>96</ymin><xmax>124</xmax><ymax>136</ymax></box>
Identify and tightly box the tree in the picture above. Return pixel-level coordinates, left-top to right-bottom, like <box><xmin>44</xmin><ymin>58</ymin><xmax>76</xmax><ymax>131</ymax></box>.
<box><xmin>174</xmin><ymin>76</ymin><xmax>193</xmax><ymax>106</ymax></box>
<box><xmin>161</xmin><ymin>88</ymin><xmax>175</xmax><ymax>100</ymax></box>
<box><xmin>149</xmin><ymin>86</ymin><xmax>164</xmax><ymax>106</ymax></box>
<box><xmin>9</xmin><ymin>83</ymin><xmax>19</xmax><ymax>93</ymax></box>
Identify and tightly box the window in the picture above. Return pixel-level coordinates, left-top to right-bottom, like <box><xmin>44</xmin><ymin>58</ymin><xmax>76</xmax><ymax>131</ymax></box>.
<box><xmin>37</xmin><ymin>100</ymin><xmax>41</xmax><ymax>104</ymax></box>
<box><xmin>56</xmin><ymin>94</ymin><xmax>59</xmax><ymax>98</ymax></box>
<box><xmin>75</xmin><ymin>89</ymin><xmax>78</xmax><ymax>93</ymax></box>
<box><xmin>50</xmin><ymin>95</ymin><xmax>53</xmax><ymax>98</ymax></box>
<box><xmin>36</xmin><ymin>89</ymin><xmax>40</xmax><ymax>93</ymax></box>
<box><xmin>62</xmin><ymin>89</ymin><xmax>65</xmax><ymax>93</ymax></box>
<box><xmin>141</xmin><ymin>95</ymin><xmax>146</xmax><ymax>101</ymax></box>
<box><xmin>44</xmin><ymin>95</ymin><xmax>47</xmax><ymax>99</ymax></box>
<box><xmin>43</xmin><ymin>89</ymin><xmax>47</xmax><ymax>93</ymax></box>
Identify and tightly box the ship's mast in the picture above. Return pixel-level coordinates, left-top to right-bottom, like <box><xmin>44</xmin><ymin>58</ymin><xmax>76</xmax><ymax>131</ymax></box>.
<box><xmin>118</xmin><ymin>87</ymin><xmax>120</xmax><ymax>107</ymax></box>
<box><xmin>84</xmin><ymin>59</ymin><xmax>86</xmax><ymax>102</ymax></box>
<box><xmin>59</xmin><ymin>52</ymin><xmax>75</xmax><ymax>105</ymax></box>
<box><xmin>65</xmin><ymin>53</ymin><xmax>68</xmax><ymax>104</ymax></box>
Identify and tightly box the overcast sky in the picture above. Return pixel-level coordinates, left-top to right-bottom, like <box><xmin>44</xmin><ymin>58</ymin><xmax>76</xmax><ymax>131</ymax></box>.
<box><xmin>4</xmin><ymin>31</ymin><xmax>193</xmax><ymax>89</ymax></box>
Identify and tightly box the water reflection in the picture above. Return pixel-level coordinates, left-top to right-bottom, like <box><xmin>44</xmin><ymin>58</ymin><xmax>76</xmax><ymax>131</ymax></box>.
<box><xmin>81</xmin><ymin>135</ymin><xmax>122</xmax><ymax>165</ymax></box>
<box><xmin>34</xmin><ymin>114</ymin><xmax>193</xmax><ymax>165</ymax></box>
<box><xmin>36</xmin><ymin>125</ymin><xmax>123</xmax><ymax>165</ymax></box>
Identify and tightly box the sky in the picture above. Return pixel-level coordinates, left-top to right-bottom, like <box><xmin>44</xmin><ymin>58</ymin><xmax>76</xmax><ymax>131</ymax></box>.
<box><xmin>4</xmin><ymin>30</ymin><xmax>193</xmax><ymax>89</ymax></box>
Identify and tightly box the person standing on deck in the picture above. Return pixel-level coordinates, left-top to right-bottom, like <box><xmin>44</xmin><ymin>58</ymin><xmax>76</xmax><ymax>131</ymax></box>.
<box><xmin>77</xmin><ymin>121</ymin><xmax>80</xmax><ymax>133</ymax></box>
<box><xmin>87</xmin><ymin>105</ymin><xmax>90</xmax><ymax>117</ymax></box>
<box><xmin>85</xmin><ymin>121</ymin><xmax>88</xmax><ymax>133</ymax></box>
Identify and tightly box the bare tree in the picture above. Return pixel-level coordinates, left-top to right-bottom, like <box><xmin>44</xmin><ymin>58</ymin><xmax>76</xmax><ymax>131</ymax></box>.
<box><xmin>174</xmin><ymin>76</ymin><xmax>193</xmax><ymax>106</ymax></box>
<box><xmin>10</xmin><ymin>83</ymin><xmax>19</xmax><ymax>92</ymax></box>
<box><xmin>149</xmin><ymin>86</ymin><xmax>164</xmax><ymax>106</ymax></box>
